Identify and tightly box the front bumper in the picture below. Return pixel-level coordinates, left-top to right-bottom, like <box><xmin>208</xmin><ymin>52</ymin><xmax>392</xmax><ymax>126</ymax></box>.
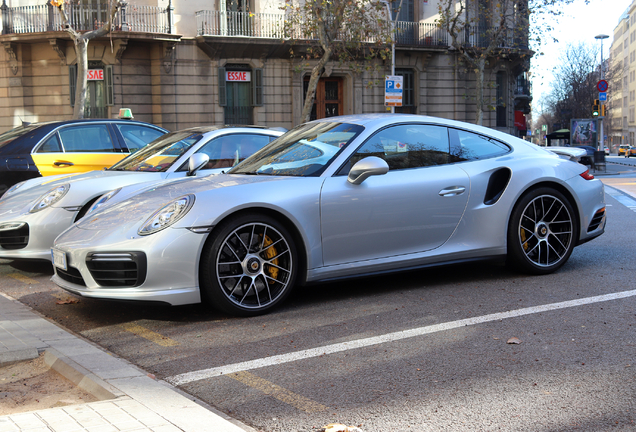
<box><xmin>51</xmin><ymin>226</ymin><xmax>207</xmax><ymax>306</ymax></box>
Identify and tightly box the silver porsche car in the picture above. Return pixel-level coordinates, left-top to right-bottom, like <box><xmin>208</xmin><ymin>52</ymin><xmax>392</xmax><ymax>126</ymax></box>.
<box><xmin>51</xmin><ymin>114</ymin><xmax>606</xmax><ymax>315</ymax></box>
<box><xmin>0</xmin><ymin>126</ymin><xmax>283</xmax><ymax>261</ymax></box>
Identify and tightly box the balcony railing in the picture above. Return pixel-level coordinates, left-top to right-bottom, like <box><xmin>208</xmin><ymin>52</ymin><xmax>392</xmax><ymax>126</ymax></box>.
<box><xmin>195</xmin><ymin>11</ymin><xmax>529</xmax><ymax>50</ymax></box>
<box><xmin>1</xmin><ymin>2</ymin><xmax>171</xmax><ymax>35</ymax></box>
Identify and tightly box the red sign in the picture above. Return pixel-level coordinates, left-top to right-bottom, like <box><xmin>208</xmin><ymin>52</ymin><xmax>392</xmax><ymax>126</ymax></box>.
<box><xmin>87</xmin><ymin>69</ymin><xmax>104</xmax><ymax>81</ymax></box>
<box><xmin>514</xmin><ymin>111</ymin><xmax>526</xmax><ymax>129</ymax></box>
<box><xmin>226</xmin><ymin>71</ymin><xmax>251</xmax><ymax>82</ymax></box>
<box><xmin>597</xmin><ymin>80</ymin><xmax>608</xmax><ymax>92</ymax></box>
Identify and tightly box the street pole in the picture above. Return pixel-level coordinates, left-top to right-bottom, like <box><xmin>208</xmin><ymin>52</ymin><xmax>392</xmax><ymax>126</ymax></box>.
<box><xmin>595</xmin><ymin>34</ymin><xmax>609</xmax><ymax>152</ymax></box>
<box><xmin>381</xmin><ymin>0</ymin><xmax>395</xmax><ymax>113</ymax></box>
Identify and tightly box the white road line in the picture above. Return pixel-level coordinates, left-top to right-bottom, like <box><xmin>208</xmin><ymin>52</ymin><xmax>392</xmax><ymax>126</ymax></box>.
<box><xmin>604</xmin><ymin>185</ymin><xmax>636</xmax><ymax>212</ymax></box>
<box><xmin>166</xmin><ymin>289</ymin><xmax>636</xmax><ymax>386</ymax></box>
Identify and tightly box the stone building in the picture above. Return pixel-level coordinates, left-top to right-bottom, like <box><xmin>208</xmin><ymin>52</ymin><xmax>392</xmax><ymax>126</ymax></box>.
<box><xmin>0</xmin><ymin>0</ymin><xmax>532</xmax><ymax>135</ymax></box>
<box><xmin>609</xmin><ymin>3</ymin><xmax>634</xmax><ymax>148</ymax></box>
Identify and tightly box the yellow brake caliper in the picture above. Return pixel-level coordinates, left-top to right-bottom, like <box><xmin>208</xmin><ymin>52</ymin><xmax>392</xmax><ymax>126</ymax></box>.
<box><xmin>262</xmin><ymin>235</ymin><xmax>279</xmax><ymax>280</ymax></box>
<box><xmin>520</xmin><ymin>228</ymin><xmax>528</xmax><ymax>251</ymax></box>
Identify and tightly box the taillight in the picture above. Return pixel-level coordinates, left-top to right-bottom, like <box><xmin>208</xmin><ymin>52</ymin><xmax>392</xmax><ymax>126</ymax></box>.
<box><xmin>580</xmin><ymin>169</ymin><xmax>594</xmax><ymax>180</ymax></box>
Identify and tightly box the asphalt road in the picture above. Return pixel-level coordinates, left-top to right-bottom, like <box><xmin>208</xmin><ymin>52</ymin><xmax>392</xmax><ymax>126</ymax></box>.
<box><xmin>1</xmin><ymin>161</ymin><xmax>636</xmax><ymax>432</ymax></box>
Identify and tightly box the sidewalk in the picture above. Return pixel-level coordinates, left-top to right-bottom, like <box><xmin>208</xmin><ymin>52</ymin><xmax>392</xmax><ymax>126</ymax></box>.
<box><xmin>0</xmin><ymin>293</ymin><xmax>254</xmax><ymax>432</ymax></box>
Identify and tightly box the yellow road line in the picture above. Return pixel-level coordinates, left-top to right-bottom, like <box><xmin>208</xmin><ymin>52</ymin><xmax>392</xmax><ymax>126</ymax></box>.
<box><xmin>229</xmin><ymin>371</ymin><xmax>327</xmax><ymax>413</ymax></box>
<box><xmin>121</xmin><ymin>322</ymin><xmax>179</xmax><ymax>347</ymax></box>
<box><xmin>8</xmin><ymin>273</ymin><xmax>38</xmax><ymax>285</ymax></box>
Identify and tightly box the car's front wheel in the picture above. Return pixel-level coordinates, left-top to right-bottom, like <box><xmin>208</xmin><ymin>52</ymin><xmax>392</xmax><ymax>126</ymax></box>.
<box><xmin>507</xmin><ymin>188</ymin><xmax>578</xmax><ymax>275</ymax></box>
<box><xmin>200</xmin><ymin>213</ymin><xmax>298</xmax><ymax>316</ymax></box>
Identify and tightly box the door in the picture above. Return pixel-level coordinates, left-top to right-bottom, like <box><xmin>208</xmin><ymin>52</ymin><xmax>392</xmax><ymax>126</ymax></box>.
<box><xmin>320</xmin><ymin>124</ymin><xmax>470</xmax><ymax>266</ymax></box>
<box><xmin>304</xmin><ymin>78</ymin><xmax>343</xmax><ymax>121</ymax></box>
<box><xmin>225</xmin><ymin>80</ymin><xmax>252</xmax><ymax>124</ymax></box>
<box><xmin>85</xmin><ymin>80</ymin><xmax>107</xmax><ymax>119</ymax></box>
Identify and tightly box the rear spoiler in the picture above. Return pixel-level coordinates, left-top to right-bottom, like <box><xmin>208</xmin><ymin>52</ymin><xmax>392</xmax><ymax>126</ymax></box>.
<box><xmin>547</xmin><ymin>146</ymin><xmax>586</xmax><ymax>162</ymax></box>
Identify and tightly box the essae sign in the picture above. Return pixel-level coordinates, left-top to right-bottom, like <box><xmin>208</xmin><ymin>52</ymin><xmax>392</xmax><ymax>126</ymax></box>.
<box><xmin>87</xmin><ymin>69</ymin><xmax>104</xmax><ymax>81</ymax></box>
<box><xmin>226</xmin><ymin>71</ymin><xmax>251</xmax><ymax>82</ymax></box>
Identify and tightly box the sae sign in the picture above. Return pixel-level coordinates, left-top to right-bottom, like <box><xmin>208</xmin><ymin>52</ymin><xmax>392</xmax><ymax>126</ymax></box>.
<box><xmin>87</xmin><ymin>69</ymin><xmax>104</xmax><ymax>81</ymax></box>
<box><xmin>385</xmin><ymin>75</ymin><xmax>403</xmax><ymax>107</ymax></box>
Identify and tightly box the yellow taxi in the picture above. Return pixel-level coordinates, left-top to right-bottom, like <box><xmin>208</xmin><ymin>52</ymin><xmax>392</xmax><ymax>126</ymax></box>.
<box><xmin>0</xmin><ymin>113</ymin><xmax>167</xmax><ymax>195</ymax></box>
<box><xmin>618</xmin><ymin>144</ymin><xmax>636</xmax><ymax>157</ymax></box>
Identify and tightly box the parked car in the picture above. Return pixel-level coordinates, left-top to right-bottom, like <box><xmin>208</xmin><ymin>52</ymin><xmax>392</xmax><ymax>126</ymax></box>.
<box><xmin>604</xmin><ymin>146</ymin><xmax>610</xmax><ymax>156</ymax></box>
<box><xmin>0</xmin><ymin>126</ymin><xmax>284</xmax><ymax>261</ymax></box>
<box><xmin>0</xmin><ymin>115</ymin><xmax>168</xmax><ymax>196</ymax></box>
<box><xmin>51</xmin><ymin>114</ymin><xmax>606</xmax><ymax>316</ymax></box>
<box><xmin>573</xmin><ymin>145</ymin><xmax>596</xmax><ymax>168</ymax></box>
<box><xmin>618</xmin><ymin>144</ymin><xmax>636</xmax><ymax>157</ymax></box>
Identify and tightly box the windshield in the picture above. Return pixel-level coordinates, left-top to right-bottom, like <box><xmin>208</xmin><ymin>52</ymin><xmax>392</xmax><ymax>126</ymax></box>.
<box><xmin>229</xmin><ymin>122</ymin><xmax>363</xmax><ymax>177</ymax></box>
<box><xmin>108</xmin><ymin>130</ymin><xmax>204</xmax><ymax>172</ymax></box>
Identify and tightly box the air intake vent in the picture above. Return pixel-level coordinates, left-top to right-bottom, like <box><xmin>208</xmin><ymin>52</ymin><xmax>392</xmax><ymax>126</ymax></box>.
<box><xmin>86</xmin><ymin>252</ymin><xmax>147</xmax><ymax>287</ymax></box>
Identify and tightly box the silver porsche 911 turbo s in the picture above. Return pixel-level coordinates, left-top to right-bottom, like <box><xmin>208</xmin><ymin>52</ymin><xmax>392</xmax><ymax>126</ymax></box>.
<box><xmin>51</xmin><ymin>114</ymin><xmax>606</xmax><ymax>316</ymax></box>
<box><xmin>0</xmin><ymin>126</ymin><xmax>283</xmax><ymax>261</ymax></box>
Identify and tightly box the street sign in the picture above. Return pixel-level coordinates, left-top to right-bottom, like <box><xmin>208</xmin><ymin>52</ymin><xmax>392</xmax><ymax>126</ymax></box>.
<box><xmin>597</xmin><ymin>80</ymin><xmax>608</xmax><ymax>92</ymax></box>
<box><xmin>385</xmin><ymin>75</ymin><xmax>403</xmax><ymax>107</ymax></box>
<box><xmin>599</xmin><ymin>92</ymin><xmax>607</xmax><ymax>101</ymax></box>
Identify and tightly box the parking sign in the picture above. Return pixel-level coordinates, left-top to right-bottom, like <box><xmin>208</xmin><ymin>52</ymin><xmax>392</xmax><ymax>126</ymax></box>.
<box><xmin>385</xmin><ymin>75</ymin><xmax>403</xmax><ymax>107</ymax></box>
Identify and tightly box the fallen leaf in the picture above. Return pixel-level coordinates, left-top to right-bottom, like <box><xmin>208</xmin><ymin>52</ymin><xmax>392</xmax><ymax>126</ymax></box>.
<box><xmin>507</xmin><ymin>337</ymin><xmax>521</xmax><ymax>344</ymax></box>
<box><xmin>55</xmin><ymin>298</ymin><xmax>79</xmax><ymax>305</ymax></box>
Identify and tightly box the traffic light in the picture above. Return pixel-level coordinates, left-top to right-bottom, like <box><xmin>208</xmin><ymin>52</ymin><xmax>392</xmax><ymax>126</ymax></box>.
<box><xmin>600</xmin><ymin>104</ymin><xmax>607</xmax><ymax>117</ymax></box>
<box><xmin>592</xmin><ymin>99</ymin><xmax>600</xmax><ymax>117</ymax></box>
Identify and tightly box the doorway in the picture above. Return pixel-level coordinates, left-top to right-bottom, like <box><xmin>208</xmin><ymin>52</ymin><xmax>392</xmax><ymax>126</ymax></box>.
<box><xmin>303</xmin><ymin>77</ymin><xmax>344</xmax><ymax>121</ymax></box>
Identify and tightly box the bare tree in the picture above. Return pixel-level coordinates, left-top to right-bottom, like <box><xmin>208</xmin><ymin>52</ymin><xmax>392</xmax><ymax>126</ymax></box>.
<box><xmin>50</xmin><ymin>0</ymin><xmax>123</xmax><ymax>119</ymax></box>
<box><xmin>283</xmin><ymin>0</ymin><xmax>394</xmax><ymax>123</ymax></box>
<box><xmin>437</xmin><ymin>0</ymin><xmax>578</xmax><ymax>125</ymax></box>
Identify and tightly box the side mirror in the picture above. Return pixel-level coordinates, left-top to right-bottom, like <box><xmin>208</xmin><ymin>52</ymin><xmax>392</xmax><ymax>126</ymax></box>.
<box><xmin>347</xmin><ymin>156</ymin><xmax>389</xmax><ymax>185</ymax></box>
<box><xmin>187</xmin><ymin>153</ymin><xmax>210</xmax><ymax>176</ymax></box>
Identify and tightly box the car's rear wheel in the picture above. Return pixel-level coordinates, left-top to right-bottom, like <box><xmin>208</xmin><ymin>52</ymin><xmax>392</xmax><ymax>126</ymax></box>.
<box><xmin>200</xmin><ymin>213</ymin><xmax>297</xmax><ymax>316</ymax></box>
<box><xmin>507</xmin><ymin>188</ymin><xmax>578</xmax><ymax>275</ymax></box>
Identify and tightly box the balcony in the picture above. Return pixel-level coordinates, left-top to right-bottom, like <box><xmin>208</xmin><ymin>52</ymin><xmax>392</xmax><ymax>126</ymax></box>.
<box><xmin>1</xmin><ymin>2</ymin><xmax>172</xmax><ymax>35</ymax></box>
<box><xmin>195</xmin><ymin>11</ymin><xmax>529</xmax><ymax>51</ymax></box>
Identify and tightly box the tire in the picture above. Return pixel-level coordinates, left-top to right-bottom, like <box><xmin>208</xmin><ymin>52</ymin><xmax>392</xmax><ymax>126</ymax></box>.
<box><xmin>507</xmin><ymin>188</ymin><xmax>578</xmax><ymax>275</ymax></box>
<box><xmin>200</xmin><ymin>213</ymin><xmax>298</xmax><ymax>316</ymax></box>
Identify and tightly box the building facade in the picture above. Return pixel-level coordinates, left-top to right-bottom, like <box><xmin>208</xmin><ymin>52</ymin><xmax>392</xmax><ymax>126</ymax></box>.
<box><xmin>1</xmin><ymin>0</ymin><xmax>532</xmax><ymax>135</ymax></box>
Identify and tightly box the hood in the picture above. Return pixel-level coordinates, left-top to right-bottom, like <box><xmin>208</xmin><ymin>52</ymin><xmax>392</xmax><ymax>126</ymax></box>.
<box><xmin>76</xmin><ymin>174</ymin><xmax>291</xmax><ymax>231</ymax></box>
<box><xmin>0</xmin><ymin>170</ymin><xmax>166</xmax><ymax>217</ymax></box>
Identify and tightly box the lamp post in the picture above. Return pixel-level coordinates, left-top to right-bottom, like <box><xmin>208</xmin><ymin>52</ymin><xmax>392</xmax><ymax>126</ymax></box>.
<box><xmin>595</xmin><ymin>34</ymin><xmax>609</xmax><ymax>152</ymax></box>
<box><xmin>380</xmin><ymin>0</ymin><xmax>395</xmax><ymax>113</ymax></box>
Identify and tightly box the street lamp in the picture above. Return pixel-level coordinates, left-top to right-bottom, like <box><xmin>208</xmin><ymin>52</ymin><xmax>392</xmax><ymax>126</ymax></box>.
<box><xmin>380</xmin><ymin>0</ymin><xmax>396</xmax><ymax>113</ymax></box>
<box><xmin>595</xmin><ymin>34</ymin><xmax>609</xmax><ymax>152</ymax></box>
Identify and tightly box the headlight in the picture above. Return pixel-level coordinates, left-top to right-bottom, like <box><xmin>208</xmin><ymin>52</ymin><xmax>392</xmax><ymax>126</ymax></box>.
<box><xmin>29</xmin><ymin>184</ymin><xmax>69</xmax><ymax>213</ymax></box>
<box><xmin>86</xmin><ymin>188</ymin><xmax>121</xmax><ymax>215</ymax></box>
<box><xmin>138</xmin><ymin>195</ymin><xmax>195</xmax><ymax>236</ymax></box>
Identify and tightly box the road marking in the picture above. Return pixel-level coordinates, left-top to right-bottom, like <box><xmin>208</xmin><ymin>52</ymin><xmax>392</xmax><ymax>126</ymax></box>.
<box><xmin>228</xmin><ymin>371</ymin><xmax>327</xmax><ymax>413</ymax></box>
<box><xmin>605</xmin><ymin>185</ymin><xmax>636</xmax><ymax>212</ymax></box>
<box><xmin>121</xmin><ymin>322</ymin><xmax>179</xmax><ymax>347</ymax></box>
<box><xmin>166</xmin><ymin>289</ymin><xmax>636</xmax><ymax>386</ymax></box>
<box><xmin>7</xmin><ymin>273</ymin><xmax>38</xmax><ymax>285</ymax></box>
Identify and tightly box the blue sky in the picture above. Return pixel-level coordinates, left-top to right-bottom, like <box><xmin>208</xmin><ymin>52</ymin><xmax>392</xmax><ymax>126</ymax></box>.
<box><xmin>530</xmin><ymin>0</ymin><xmax>630</xmax><ymax>112</ymax></box>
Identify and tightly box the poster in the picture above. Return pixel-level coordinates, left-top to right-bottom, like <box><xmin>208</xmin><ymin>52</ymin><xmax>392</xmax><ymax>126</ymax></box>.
<box><xmin>570</xmin><ymin>119</ymin><xmax>597</xmax><ymax>146</ymax></box>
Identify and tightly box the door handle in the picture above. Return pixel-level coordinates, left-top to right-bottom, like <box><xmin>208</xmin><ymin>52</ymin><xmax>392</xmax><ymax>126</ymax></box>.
<box><xmin>53</xmin><ymin>161</ymin><xmax>74</xmax><ymax>167</ymax></box>
<box><xmin>439</xmin><ymin>186</ymin><xmax>466</xmax><ymax>197</ymax></box>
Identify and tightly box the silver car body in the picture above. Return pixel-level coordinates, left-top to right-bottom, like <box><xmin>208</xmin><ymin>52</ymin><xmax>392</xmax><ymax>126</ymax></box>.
<box><xmin>0</xmin><ymin>126</ymin><xmax>283</xmax><ymax>261</ymax></box>
<box><xmin>51</xmin><ymin>114</ymin><xmax>606</xmax><ymax>309</ymax></box>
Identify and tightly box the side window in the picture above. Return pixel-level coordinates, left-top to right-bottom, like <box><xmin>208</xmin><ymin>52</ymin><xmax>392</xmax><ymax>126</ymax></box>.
<box><xmin>449</xmin><ymin>129</ymin><xmax>510</xmax><ymax>162</ymax></box>
<box><xmin>196</xmin><ymin>134</ymin><xmax>271</xmax><ymax>170</ymax></box>
<box><xmin>116</xmin><ymin>124</ymin><xmax>165</xmax><ymax>153</ymax></box>
<box><xmin>58</xmin><ymin>125</ymin><xmax>117</xmax><ymax>153</ymax></box>
<box><xmin>36</xmin><ymin>134</ymin><xmax>63</xmax><ymax>153</ymax></box>
<box><xmin>341</xmin><ymin>124</ymin><xmax>450</xmax><ymax>173</ymax></box>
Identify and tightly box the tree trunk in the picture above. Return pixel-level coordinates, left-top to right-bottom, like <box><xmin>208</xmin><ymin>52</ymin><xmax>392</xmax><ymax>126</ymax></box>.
<box><xmin>301</xmin><ymin>47</ymin><xmax>332</xmax><ymax>123</ymax></box>
<box><xmin>73</xmin><ymin>38</ymin><xmax>89</xmax><ymax>120</ymax></box>
<box><xmin>474</xmin><ymin>57</ymin><xmax>486</xmax><ymax>126</ymax></box>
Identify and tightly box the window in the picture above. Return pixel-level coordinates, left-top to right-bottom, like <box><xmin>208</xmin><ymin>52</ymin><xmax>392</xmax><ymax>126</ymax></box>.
<box><xmin>449</xmin><ymin>129</ymin><xmax>510</xmax><ymax>162</ymax></box>
<box><xmin>195</xmin><ymin>133</ymin><xmax>271</xmax><ymax>170</ymax></box>
<box><xmin>116</xmin><ymin>124</ymin><xmax>165</xmax><ymax>153</ymax></box>
<box><xmin>58</xmin><ymin>125</ymin><xmax>116</xmax><ymax>152</ymax></box>
<box><xmin>395</xmin><ymin>69</ymin><xmax>415</xmax><ymax>114</ymax></box>
<box><xmin>344</xmin><ymin>125</ymin><xmax>450</xmax><ymax>171</ymax></box>
<box><xmin>218</xmin><ymin>65</ymin><xmax>263</xmax><ymax>125</ymax></box>
<box><xmin>68</xmin><ymin>64</ymin><xmax>113</xmax><ymax>119</ymax></box>
<box><xmin>37</xmin><ymin>134</ymin><xmax>62</xmax><ymax>153</ymax></box>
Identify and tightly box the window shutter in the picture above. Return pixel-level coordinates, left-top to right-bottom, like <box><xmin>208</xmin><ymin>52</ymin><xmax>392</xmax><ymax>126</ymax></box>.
<box><xmin>69</xmin><ymin>64</ymin><xmax>77</xmax><ymax>107</ymax></box>
<box><xmin>218</xmin><ymin>67</ymin><xmax>227</xmax><ymax>107</ymax></box>
<box><xmin>105</xmin><ymin>65</ymin><xmax>114</xmax><ymax>106</ymax></box>
<box><xmin>252</xmin><ymin>68</ymin><xmax>263</xmax><ymax>106</ymax></box>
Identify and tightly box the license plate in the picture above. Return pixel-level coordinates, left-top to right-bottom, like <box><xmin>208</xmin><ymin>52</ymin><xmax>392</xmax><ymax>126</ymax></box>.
<box><xmin>51</xmin><ymin>248</ymin><xmax>67</xmax><ymax>271</ymax></box>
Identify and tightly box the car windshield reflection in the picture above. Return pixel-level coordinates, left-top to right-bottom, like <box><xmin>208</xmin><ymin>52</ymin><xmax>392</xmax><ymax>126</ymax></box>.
<box><xmin>108</xmin><ymin>131</ymin><xmax>203</xmax><ymax>172</ymax></box>
<box><xmin>229</xmin><ymin>122</ymin><xmax>363</xmax><ymax>177</ymax></box>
